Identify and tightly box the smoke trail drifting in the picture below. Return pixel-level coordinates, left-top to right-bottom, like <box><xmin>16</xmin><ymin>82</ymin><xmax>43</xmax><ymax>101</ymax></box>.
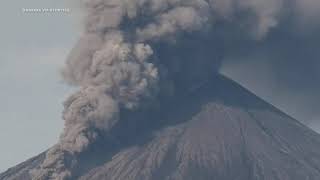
<box><xmin>30</xmin><ymin>0</ymin><xmax>303</xmax><ymax>179</ymax></box>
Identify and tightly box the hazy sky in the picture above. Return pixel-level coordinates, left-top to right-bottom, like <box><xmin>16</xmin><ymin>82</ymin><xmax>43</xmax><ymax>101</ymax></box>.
<box><xmin>220</xmin><ymin>28</ymin><xmax>320</xmax><ymax>132</ymax></box>
<box><xmin>0</xmin><ymin>0</ymin><xmax>81</xmax><ymax>172</ymax></box>
<box><xmin>0</xmin><ymin>0</ymin><xmax>319</xmax><ymax>173</ymax></box>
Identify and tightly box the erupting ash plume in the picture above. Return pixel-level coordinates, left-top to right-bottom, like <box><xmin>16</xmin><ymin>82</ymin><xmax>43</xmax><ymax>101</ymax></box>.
<box><xmin>30</xmin><ymin>0</ymin><xmax>313</xmax><ymax>179</ymax></box>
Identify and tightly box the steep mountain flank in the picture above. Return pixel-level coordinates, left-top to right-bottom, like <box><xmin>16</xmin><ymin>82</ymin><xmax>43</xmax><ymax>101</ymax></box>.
<box><xmin>2</xmin><ymin>75</ymin><xmax>320</xmax><ymax>180</ymax></box>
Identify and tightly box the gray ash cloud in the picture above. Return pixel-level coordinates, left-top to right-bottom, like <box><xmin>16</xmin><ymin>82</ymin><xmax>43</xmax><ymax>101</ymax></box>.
<box><xmin>30</xmin><ymin>0</ymin><xmax>320</xmax><ymax>179</ymax></box>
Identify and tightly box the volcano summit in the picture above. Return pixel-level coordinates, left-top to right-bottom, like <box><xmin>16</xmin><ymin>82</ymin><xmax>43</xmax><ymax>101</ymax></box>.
<box><xmin>2</xmin><ymin>0</ymin><xmax>320</xmax><ymax>179</ymax></box>
<box><xmin>2</xmin><ymin>75</ymin><xmax>320</xmax><ymax>180</ymax></box>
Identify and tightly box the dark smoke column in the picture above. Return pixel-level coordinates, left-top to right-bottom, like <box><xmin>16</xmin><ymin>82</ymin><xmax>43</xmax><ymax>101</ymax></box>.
<box><xmin>30</xmin><ymin>0</ymin><xmax>285</xmax><ymax>179</ymax></box>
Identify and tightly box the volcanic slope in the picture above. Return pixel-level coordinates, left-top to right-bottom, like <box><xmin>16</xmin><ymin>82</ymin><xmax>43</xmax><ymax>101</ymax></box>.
<box><xmin>2</xmin><ymin>74</ymin><xmax>320</xmax><ymax>180</ymax></box>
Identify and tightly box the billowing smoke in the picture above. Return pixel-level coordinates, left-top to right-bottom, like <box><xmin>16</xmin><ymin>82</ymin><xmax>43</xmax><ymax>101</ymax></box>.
<box><xmin>30</xmin><ymin>0</ymin><xmax>317</xmax><ymax>179</ymax></box>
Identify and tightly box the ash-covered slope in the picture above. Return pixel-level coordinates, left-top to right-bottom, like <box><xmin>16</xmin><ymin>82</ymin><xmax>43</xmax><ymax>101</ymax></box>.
<box><xmin>2</xmin><ymin>75</ymin><xmax>320</xmax><ymax>180</ymax></box>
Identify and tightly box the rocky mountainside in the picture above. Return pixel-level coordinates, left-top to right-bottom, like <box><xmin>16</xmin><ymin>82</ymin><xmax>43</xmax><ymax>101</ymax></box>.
<box><xmin>2</xmin><ymin>75</ymin><xmax>320</xmax><ymax>180</ymax></box>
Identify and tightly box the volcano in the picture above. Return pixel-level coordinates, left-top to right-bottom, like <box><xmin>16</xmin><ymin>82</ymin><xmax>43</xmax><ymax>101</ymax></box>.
<box><xmin>2</xmin><ymin>74</ymin><xmax>320</xmax><ymax>180</ymax></box>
